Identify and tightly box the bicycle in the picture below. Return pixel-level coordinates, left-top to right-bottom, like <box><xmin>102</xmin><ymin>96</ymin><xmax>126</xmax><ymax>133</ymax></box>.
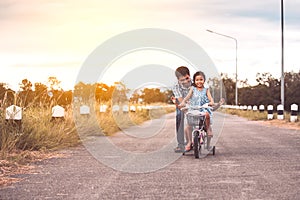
<box><xmin>181</xmin><ymin>105</ymin><xmax>216</xmax><ymax>158</ymax></box>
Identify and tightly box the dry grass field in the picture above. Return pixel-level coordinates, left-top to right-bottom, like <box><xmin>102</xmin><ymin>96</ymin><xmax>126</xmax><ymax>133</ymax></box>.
<box><xmin>0</xmin><ymin>103</ymin><xmax>175</xmax><ymax>186</ymax></box>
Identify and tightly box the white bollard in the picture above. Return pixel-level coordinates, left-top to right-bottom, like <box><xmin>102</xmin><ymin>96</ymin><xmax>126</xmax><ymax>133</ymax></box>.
<box><xmin>6</xmin><ymin>105</ymin><xmax>22</xmax><ymax>130</ymax></box>
<box><xmin>137</xmin><ymin>105</ymin><xmax>142</xmax><ymax>111</ymax></box>
<box><xmin>247</xmin><ymin>105</ymin><xmax>252</xmax><ymax>110</ymax></box>
<box><xmin>112</xmin><ymin>105</ymin><xmax>120</xmax><ymax>112</ymax></box>
<box><xmin>253</xmin><ymin>105</ymin><xmax>258</xmax><ymax>111</ymax></box>
<box><xmin>277</xmin><ymin>104</ymin><xmax>284</xmax><ymax>120</ymax></box>
<box><xmin>51</xmin><ymin>105</ymin><xmax>65</xmax><ymax>121</ymax></box>
<box><xmin>267</xmin><ymin>105</ymin><xmax>273</xmax><ymax>120</ymax></box>
<box><xmin>130</xmin><ymin>105</ymin><xmax>136</xmax><ymax>112</ymax></box>
<box><xmin>6</xmin><ymin>105</ymin><xmax>22</xmax><ymax>120</ymax></box>
<box><xmin>80</xmin><ymin>105</ymin><xmax>90</xmax><ymax>115</ymax></box>
<box><xmin>122</xmin><ymin>105</ymin><xmax>129</xmax><ymax>113</ymax></box>
<box><xmin>259</xmin><ymin>105</ymin><xmax>265</xmax><ymax>113</ymax></box>
<box><xmin>100</xmin><ymin>104</ymin><xmax>107</xmax><ymax>113</ymax></box>
<box><xmin>290</xmin><ymin>104</ymin><xmax>298</xmax><ymax>122</ymax></box>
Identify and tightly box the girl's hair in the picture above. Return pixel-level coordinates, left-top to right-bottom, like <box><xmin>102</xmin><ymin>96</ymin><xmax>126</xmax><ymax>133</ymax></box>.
<box><xmin>192</xmin><ymin>71</ymin><xmax>206</xmax><ymax>87</ymax></box>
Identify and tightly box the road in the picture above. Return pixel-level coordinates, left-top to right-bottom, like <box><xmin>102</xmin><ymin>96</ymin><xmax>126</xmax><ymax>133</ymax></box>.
<box><xmin>0</xmin><ymin>112</ymin><xmax>299</xmax><ymax>199</ymax></box>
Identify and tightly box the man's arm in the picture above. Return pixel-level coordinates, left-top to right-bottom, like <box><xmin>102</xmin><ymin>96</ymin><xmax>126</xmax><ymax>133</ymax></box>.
<box><xmin>178</xmin><ymin>87</ymin><xmax>193</xmax><ymax>108</ymax></box>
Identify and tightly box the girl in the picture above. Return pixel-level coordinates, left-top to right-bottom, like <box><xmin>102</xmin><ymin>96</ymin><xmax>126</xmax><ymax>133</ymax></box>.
<box><xmin>179</xmin><ymin>71</ymin><xmax>214</xmax><ymax>152</ymax></box>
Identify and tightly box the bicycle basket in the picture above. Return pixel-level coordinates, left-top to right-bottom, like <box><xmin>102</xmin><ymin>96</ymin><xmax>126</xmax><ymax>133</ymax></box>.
<box><xmin>186</xmin><ymin>114</ymin><xmax>205</xmax><ymax>127</ymax></box>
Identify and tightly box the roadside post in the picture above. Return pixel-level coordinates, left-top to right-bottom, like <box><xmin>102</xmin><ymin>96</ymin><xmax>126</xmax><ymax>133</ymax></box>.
<box><xmin>290</xmin><ymin>104</ymin><xmax>298</xmax><ymax>122</ymax></box>
<box><xmin>253</xmin><ymin>105</ymin><xmax>258</xmax><ymax>111</ymax></box>
<box><xmin>5</xmin><ymin>105</ymin><xmax>22</xmax><ymax>131</ymax></box>
<box><xmin>267</xmin><ymin>105</ymin><xmax>274</xmax><ymax>120</ymax></box>
<box><xmin>259</xmin><ymin>105</ymin><xmax>265</xmax><ymax>113</ymax></box>
<box><xmin>80</xmin><ymin>105</ymin><xmax>90</xmax><ymax>116</ymax></box>
<box><xmin>277</xmin><ymin>104</ymin><xmax>284</xmax><ymax>120</ymax></box>
<box><xmin>51</xmin><ymin>105</ymin><xmax>65</xmax><ymax>122</ymax></box>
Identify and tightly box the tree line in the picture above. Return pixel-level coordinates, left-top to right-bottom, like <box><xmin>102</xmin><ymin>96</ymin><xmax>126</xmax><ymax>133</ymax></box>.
<box><xmin>0</xmin><ymin>77</ymin><xmax>174</xmax><ymax>109</ymax></box>
<box><xmin>0</xmin><ymin>71</ymin><xmax>299</xmax><ymax>111</ymax></box>
<box><xmin>222</xmin><ymin>71</ymin><xmax>300</xmax><ymax>111</ymax></box>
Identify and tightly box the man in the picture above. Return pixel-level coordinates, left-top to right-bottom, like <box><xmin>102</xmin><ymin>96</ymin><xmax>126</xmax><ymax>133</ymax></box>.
<box><xmin>172</xmin><ymin>66</ymin><xmax>192</xmax><ymax>153</ymax></box>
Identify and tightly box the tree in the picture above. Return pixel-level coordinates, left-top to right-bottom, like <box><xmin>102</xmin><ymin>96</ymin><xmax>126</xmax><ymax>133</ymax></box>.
<box><xmin>56</xmin><ymin>90</ymin><xmax>73</xmax><ymax>106</ymax></box>
<box><xmin>140</xmin><ymin>88</ymin><xmax>168</xmax><ymax>104</ymax></box>
<box><xmin>95</xmin><ymin>83</ymin><xmax>114</xmax><ymax>102</ymax></box>
<box><xmin>47</xmin><ymin>77</ymin><xmax>62</xmax><ymax>91</ymax></box>
<box><xmin>207</xmin><ymin>77</ymin><xmax>223</xmax><ymax>102</ymax></box>
<box><xmin>234</xmin><ymin>71</ymin><xmax>299</xmax><ymax>110</ymax></box>
<box><xmin>19</xmin><ymin>79</ymin><xmax>34</xmax><ymax>107</ymax></box>
<box><xmin>74</xmin><ymin>82</ymin><xmax>95</xmax><ymax>103</ymax></box>
<box><xmin>221</xmin><ymin>73</ymin><xmax>236</xmax><ymax>105</ymax></box>
<box><xmin>284</xmin><ymin>71</ymin><xmax>300</xmax><ymax>109</ymax></box>
<box><xmin>34</xmin><ymin>82</ymin><xmax>49</xmax><ymax>106</ymax></box>
<box><xmin>112</xmin><ymin>82</ymin><xmax>129</xmax><ymax>104</ymax></box>
<box><xmin>19</xmin><ymin>79</ymin><xmax>33</xmax><ymax>92</ymax></box>
<box><xmin>129</xmin><ymin>92</ymin><xmax>140</xmax><ymax>104</ymax></box>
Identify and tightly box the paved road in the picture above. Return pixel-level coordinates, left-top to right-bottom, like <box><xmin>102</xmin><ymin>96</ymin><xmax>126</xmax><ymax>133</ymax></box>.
<box><xmin>1</xmin><ymin>112</ymin><xmax>299</xmax><ymax>199</ymax></box>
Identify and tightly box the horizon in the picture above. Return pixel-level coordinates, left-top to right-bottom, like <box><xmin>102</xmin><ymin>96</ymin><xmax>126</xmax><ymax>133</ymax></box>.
<box><xmin>1</xmin><ymin>69</ymin><xmax>299</xmax><ymax>93</ymax></box>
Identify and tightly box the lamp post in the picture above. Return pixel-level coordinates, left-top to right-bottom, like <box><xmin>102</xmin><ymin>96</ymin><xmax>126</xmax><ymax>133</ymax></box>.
<box><xmin>207</xmin><ymin>29</ymin><xmax>238</xmax><ymax>105</ymax></box>
<box><xmin>280</xmin><ymin>0</ymin><xmax>284</xmax><ymax>108</ymax></box>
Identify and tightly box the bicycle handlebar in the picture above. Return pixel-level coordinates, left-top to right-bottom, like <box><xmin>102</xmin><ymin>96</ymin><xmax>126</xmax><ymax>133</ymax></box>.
<box><xmin>180</xmin><ymin>104</ymin><xmax>213</xmax><ymax>111</ymax></box>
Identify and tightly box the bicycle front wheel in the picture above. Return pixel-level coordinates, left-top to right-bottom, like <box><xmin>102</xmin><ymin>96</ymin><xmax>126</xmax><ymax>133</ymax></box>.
<box><xmin>193</xmin><ymin>131</ymin><xmax>200</xmax><ymax>159</ymax></box>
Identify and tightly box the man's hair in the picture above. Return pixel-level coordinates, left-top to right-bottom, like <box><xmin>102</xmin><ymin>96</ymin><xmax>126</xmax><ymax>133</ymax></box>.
<box><xmin>175</xmin><ymin>66</ymin><xmax>190</xmax><ymax>79</ymax></box>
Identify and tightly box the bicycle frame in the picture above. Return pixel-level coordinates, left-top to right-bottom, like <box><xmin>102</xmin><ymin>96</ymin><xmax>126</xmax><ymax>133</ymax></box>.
<box><xmin>185</xmin><ymin>109</ymin><xmax>210</xmax><ymax>158</ymax></box>
<box><xmin>190</xmin><ymin>114</ymin><xmax>207</xmax><ymax>146</ymax></box>
<box><xmin>181</xmin><ymin>104</ymin><xmax>216</xmax><ymax>158</ymax></box>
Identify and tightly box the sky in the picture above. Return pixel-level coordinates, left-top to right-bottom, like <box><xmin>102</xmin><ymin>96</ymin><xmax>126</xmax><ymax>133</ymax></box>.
<box><xmin>1</xmin><ymin>0</ymin><xmax>299</xmax><ymax>91</ymax></box>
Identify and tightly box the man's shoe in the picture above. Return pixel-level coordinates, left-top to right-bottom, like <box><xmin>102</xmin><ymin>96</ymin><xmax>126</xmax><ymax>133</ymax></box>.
<box><xmin>174</xmin><ymin>146</ymin><xmax>185</xmax><ymax>153</ymax></box>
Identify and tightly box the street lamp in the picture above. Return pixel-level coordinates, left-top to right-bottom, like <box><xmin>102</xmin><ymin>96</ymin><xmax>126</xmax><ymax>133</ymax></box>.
<box><xmin>280</xmin><ymin>0</ymin><xmax>284</xmax><ymax>108</ymax></box>
<box><xmin>207</xmin><ymin>29</ymin><xmax>238</xmax><ymax>105</ymax></box>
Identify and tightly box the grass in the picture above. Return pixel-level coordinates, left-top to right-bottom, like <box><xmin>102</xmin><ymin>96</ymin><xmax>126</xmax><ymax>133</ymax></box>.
<box><xmin>0</xmin><ymin>103</ymin><xmax>175</xmax><ymax>185</ymax></box>
<box><xmin>0</xmin><ymin>104</ymin><xmax>80</xmax><ymax>186</ymax></box>
<box><xmin>1</xmin><ymin>106</ymin><xmax>79</xmax><ymax>153</ymax></box>
<box><xmin>1</xmin><ymin>103</ymin><xmax>175</xmax><ymax>154</ymax></box>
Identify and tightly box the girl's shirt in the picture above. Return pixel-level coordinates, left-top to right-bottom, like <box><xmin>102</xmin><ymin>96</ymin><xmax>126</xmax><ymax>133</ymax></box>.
<box><xmin>189</xmin><ymin>86</ymin><xmax>212</xmax><ymax>115</ymax></box>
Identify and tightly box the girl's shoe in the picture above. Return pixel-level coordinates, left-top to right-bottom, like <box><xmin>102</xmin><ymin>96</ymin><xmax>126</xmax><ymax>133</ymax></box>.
<box><xmin>200</xmin><ymin>137</ymin><xmax>203</xmax><ymax>144</ymax></box>
<box><xmin>185</xmin><ymin>144</ymin><xmax>192</xmax><ymax>152</ymax></box>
